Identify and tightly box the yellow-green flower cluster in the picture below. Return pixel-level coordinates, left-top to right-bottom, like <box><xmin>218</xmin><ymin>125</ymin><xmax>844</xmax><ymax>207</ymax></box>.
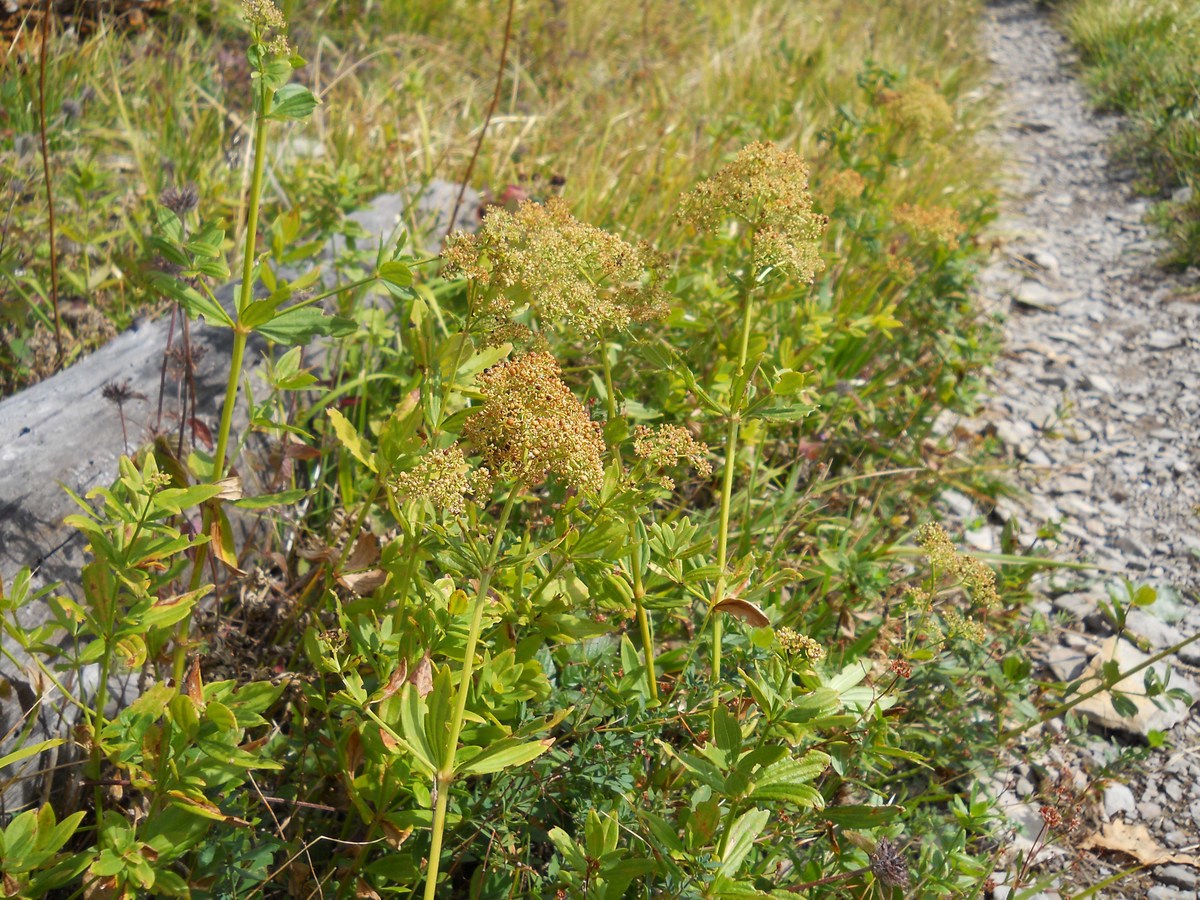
<box><xmin>632</xmin><ymin>424</ymin><xmax>712</xmax><ymax>490</ymax></box>
<box><xmin>463</xmin><ymin>353</ymin><xmax>605</xmax><ymax>493</ymax></box>
<box><xmin>441</xmin><ymin>198</ymin><xmax>670</xmax><ymax>336</ymax></box>
<box><xmin>776</xmin><ymin>626</ymin><xmax>826</xmax><ymax>662</ymax></box>
<box><xmin>944</xmin><ymin>609</ymin><xmax>986</xmax><ymax>644</ymax></box>
<box><xmin>822</xmin><ymin>169</ymin><xmax>867</xmax><ymax>204</ymax></box>
<box><xmin>894</xmin><ymin>203</ymin><xmax>963</xmax><ymax>248</ymax></box>
<box><xmin>242</xmin><ymin>0</ymin><xmax>285</xmax><ymax>28</ymax></box>
<box><xmin>390</xmin><ymin>445</ymin><xmax>472</xmax><ymax>515</ymax></box>
<box><xmin>879</xmin><ymin>80</ymin><xmax>954</xmax><ymax>136</ymax></box>
<box><xmin>677</xmin><ymin>141</ymin><xmax>828</xmax><ymax>283</ymax></box>
<box><xmin>916</xmin><ymin>522</ymin><xmax>1001</xmax><ymax>609</ymax></box>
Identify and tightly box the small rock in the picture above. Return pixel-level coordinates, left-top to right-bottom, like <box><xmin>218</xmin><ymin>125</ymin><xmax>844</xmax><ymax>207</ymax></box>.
<box><xmin>1080</xmin><ymin>373</ymin><xmax>1116</xmax><ymax>395</ymax></box>
<box><xmin>1046</xmin><ymin>645</ymin><xmax>1089</xmax><ymax>682</ymax></box>
<box><xmin>1148</xmin><ymin>887</ymin><xmax>1190</xmax><ymax>900</ymax></box>
<box><xmin>1102</xmin><ymin>782</ymin><xmax>1137</xmax><ymax>820</ymax></box>
<box><xmin>1014</xmin><ymin>279</ymin><xmax>1062</xmax><ymax>311</ymax></box>
<box><xmin>1155</xmin><ymin>865</ymin><xmax>1199</xmax><ymax>890</ymax></box>
<box><xmin>1146</xmin><ymin>330</ymin><xmax>1184</xmax><ymax>351</ymax></box>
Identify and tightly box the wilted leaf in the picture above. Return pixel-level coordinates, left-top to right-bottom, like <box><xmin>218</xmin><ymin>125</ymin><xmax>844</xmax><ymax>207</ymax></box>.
<box><xmin>715</xmin><ymin>597</ymin><xmax>770</xmax><ymax>627</ymax></box>
<box><xmin>409</xmin><ymin>656</ymin><xmax>434</xmax><ymax>698</ymax></box>
<box><xmin>1080</xmin><ymin>821</ymin><xmax>1199</xmax><ymax>866</ymax></box>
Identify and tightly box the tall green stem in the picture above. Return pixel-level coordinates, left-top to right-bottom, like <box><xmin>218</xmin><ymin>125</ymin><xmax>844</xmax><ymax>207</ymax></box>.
<box><xmin>175</xmin><ymin>104</ymin><xmax>270</xmax><ymax>684</ymax></box>
<box><xmin>600</xmin><ymin>333</ymin><xmax>618</xmax><ymax>423</ymax></box>
<box><xmin>711</xmin><ymin>274</ymin><xmax>759</xmax><ymax>684</ymax></box>
<box><xmin>213</xmin><ymin>111</ymin><xmax>269</xmax><ymax>480</ymax></box>
<box><xmin>630</xmin><ymin>527</ymin><xmax>658</xmax><ymax>702</ymax></box>
<box><xmin>423</xmin><ymin>483</ymin><xmax>520</xmax><ymax>900</ymax></box>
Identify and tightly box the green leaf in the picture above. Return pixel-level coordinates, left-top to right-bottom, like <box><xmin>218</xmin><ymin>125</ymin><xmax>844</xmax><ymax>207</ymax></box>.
<box><xmin>379</xmin><ymin>260</ymin><xmax>413</xmax><ymax>290</ymax></box>
<box><xmin>186</xmin><ymin>226</ymin><xmax>226</xmax><ymax>259</ymax></box>
<box><xmin>1111</xmin><ymin>692</ymin><xmax>1139</xmax><ymax>718</ymax></box>
<box><xmin>0</xmin><ymin>739</ymin><xmax>63</xmax><ymax>772</ymax></box>
<box><xmin>254</xmin><ymin>305</ymin><xmax>356</xmax><ymax>344</ymax></box>
<box><xmin>326</xmin><ymin>407</ymin><xmax>377</xmax><ymax>472</ymax></box>
<box><xmin>147</xmin><ymin>271</ymin><xmax>234</xmax><ymax>328</ymax></box>
<box><xmin>747</xmin><ymin>751</ymin><xmax>829</xmax><ymax>808</ymax></box>
<box><xmin>140</xmin><ymin>588</ymin><xmax>208</xmax><ymax>630</ymax></box>
<box><xmin>548</xmin><ymin>827</ymin><xmax>588</xmax><ymax>871</ymax></box>
<box><xmin>718</xmin><ymin>807</ymin><xmax>769</xmax><ymax>879</ymax></box>
<box><xmin>269</xmin><ymin>83</ymin><xmax>319</xmax><ymax>120</ymax></box>
<box><xmin>153</xmin><ymin>483</ymin><xmax>224</xmax><ymax>514</ymax></box>
<box><xmin>456</xmin><ymin>737</ymin><xmax>554</xmax><ymax>777</ymax></box>
<box><xmin>713</xmin><ymin>705</ymin><xmax>741</xmax><ymax>758</ymax></box>
<box><xmin>155</xmin><ymin>206</ymin><xmax>184</xmax><ymax>244</ymax></box>
<box><xmin>232</xmin><ymin>488</ymin><xmax>309</xmax><ymax>509</ymax></box>
<box><xmin>818</xmin><ymin>804</ymin><xmax>904</xmax><ymax>828</ymax></box>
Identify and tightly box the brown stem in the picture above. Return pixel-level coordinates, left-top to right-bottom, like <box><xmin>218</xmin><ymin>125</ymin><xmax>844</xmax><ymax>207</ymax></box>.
<box><xmin>37</xmin><ymin>0</ymin><xmax>63</xmax><ymax>368</ymax></box>
<box><xmin>444</xmin><ymin>0</ymin><xmax>516</xmax><ymax>242</ymax></box>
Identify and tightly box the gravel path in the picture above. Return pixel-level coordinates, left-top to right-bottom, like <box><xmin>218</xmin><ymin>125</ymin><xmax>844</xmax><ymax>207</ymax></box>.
<box><xmin>961</xmin><ymin>2</ymin><xmax>1200</xmax><ymax>896</ymax></box>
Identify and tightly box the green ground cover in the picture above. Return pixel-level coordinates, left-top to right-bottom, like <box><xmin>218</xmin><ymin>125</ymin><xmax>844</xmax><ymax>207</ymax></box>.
<box><xmin>2</xmin><ymin>0</ymin><xmax>1179</xmax><ymax>896</ymax></box>
<box><xmin>1059</xmin><ymin>0</ymin><xmax>1200</xmax><ymax>265</ymax></box>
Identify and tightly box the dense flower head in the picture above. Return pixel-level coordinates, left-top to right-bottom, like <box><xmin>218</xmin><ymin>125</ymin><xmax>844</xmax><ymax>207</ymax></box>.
<box><xmin>677</xmin><ymin>141</ymin><xmax>828</xmax><ymax>283</ymax></box>
<box><xmin>916</xmin><ymin>522</ymin><xmax>1001</xmax><ymax>609</ymax></box>
<box><xmin>390</xmin><ymin>445</ymin><xmax>472</xmax><ymax>515</ymax></box>
<box><xmin>894</xmin><ymin>203</ymin><xmax>963</xmax><ymax>248</ymax></box>
<box><xmin>242</xmin><ymin>0</ymin><xmax>285</xmax><ymax>28</ymax></box>
<box><xmin>441</xmin><ymin>198</ymin><xmax>670</xmax><ymax>336</ymax></box>
<box><xmin>776</xmin><ymin>626</ymin><xmax>826</xmax><ymax>662</ymax></box>
<box><xmin>879</xmin><ymin>80</ymin><xmax>954</xmax><ymax>136</ymax></box>
<box><xmin>822</xmin><ymin>168</ymin><xmax>867</xmax><ymax>203</ymax></box>
<box><xmin>463</xmin><ymin>352</ymin><xmax>605</xmax><ymax>493</ymax></box>
<box><xmin>632</xmin><ymin>424</ymin><xmax>712</xmax><ymax>490</ymax></box>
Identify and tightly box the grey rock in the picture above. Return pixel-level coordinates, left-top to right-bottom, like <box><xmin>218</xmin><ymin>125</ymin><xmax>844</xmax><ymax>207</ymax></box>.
<box><xmin>1155</xmin><ymin>865</ymin><xmax>1199</xmax><ymax>890</ymax></box>
<box><xmin>1102</xmin><ymin>782</ymin><xmax>1137</xmax><ymax>820</ymax></box>
<box><xmin>1014</xmin><ymin>279</ymin><xmax>1062</xmax><ymax>310</ymax></box>
<box><xmin>1148</xmin><ymin>887</ymin><xmax>1191</xmax><ymax>900</ymax></box>
<box><xmin>1146</xmin><ymin>330</ymin><xmax>1185</xmax><ymax>351</ymax></box>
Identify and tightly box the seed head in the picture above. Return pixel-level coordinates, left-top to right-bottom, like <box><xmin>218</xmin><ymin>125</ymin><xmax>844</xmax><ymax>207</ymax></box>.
<box><xmin>869</xmin><ymin>837</ymin><xmax>910</xmax><ymax>889</ymax></box>
<box><xmin>677</xmin><ymin>141</ymin><xmax>828</xmax><ymax>283</ymax></box>
<box><xmin>441</xmin><ymin>198</ymin><xmax>669</xmax><ymax>336</ymax></box>
<box><xmin>632</xmin><ymin>424</ymin><xmax>712</xmax><ymax>490</ymax></box>
<box><xmin>463</xmin><ymin>352</ymin><xmax>605</xmax><ymax>493</ymax></box>
<box><xmin>390</xmin><ymin>445</ymin><xmax>472</xmax><ymax>515</ymax></box>
<box><xmin>160</xmin><ymin>183</ymin><xmax>199</xmax><ymax>217</ymax></box>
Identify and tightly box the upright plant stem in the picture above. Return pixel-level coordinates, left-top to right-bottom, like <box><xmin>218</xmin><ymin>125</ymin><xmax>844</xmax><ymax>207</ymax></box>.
<box><xmin>631</xmin><ymin>529</ymin><xmax>658</xmax><ymax>701</ymax></box>
<box><xmin>175</xmin><ymin>109</ymin><xmax>270</xmax><ymax>684</ymax></box>
<box><xmin>711</xmin><ymin>268</ymin><xmax>759</xmax><ymax>684</ymax></box>
<box><xmin>424</xmin><ymin>484</ymin><xmax>520</xmax><ymax>900</ymax></box>
<box><xmin>213</xmin><ymin>112</ymin><xmax>269</xmax><ymax>480</ymax></box>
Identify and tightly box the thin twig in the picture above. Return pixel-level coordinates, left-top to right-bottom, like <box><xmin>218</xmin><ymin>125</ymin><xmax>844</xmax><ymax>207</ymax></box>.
<box><xmin>37</xmin><ymin>0</ymin><xmax>63</xmax><ymax>367</ymax></box>
<box><xmin>443</xmin><ymin>0</ymin><xmax>516</xmax><ymax>243</ymax></box>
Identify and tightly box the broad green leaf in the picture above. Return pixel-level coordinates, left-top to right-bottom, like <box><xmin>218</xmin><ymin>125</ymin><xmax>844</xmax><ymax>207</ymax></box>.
<box><xmin>269</xmin><ymin>83</ymin><xmax>319</xmax><ymax>120</ymax></box>
<box><xmin>326</xmin><ymin>407</ymin><xmax>377</xmax><ymax>472</ymax></box>
<box><xmin>379</xmin><ymin>260</ymin><xmax>413</xmax><ymax>289</ymax></box>
<box><xmin>233</xmin><ymin>488</ymin><xmax>309</xmax><ymax>509</ymax></box>
<box><xmin>818</xmin><ymin>804</ymin><xmax>904</xmax><ymax>828</ymax></box>
<box><xmin>154</xmin><ymin>483</ymin><xmax>224</xmax><ymax>514</ymax></box>
<box><xmin>714</xmin><ymin>705</ymin><xmax>741</xmax><ymax>758</ymax></box>
<box><xmin>255</xmin><ymin>305</ymin><xmax>355</xmax><ymax>344</ymax></box>
<box><xmin>718</xmin><ymin>807</ymin><xmax>769</xmax><ymax>878</ymax></box>
<box><xmin>548</xmin><ymin>827</ymin><xmax>588</xmax><ymax>871</ymax></box>
<box><xmin>147</xmin><ymin>271</ymin><xmax>234</xmax><ymax>328</ymax></box>
<box><xmin>457</xmin><ymin>737</ymin><xmax>554</xmax><ymax>777</ymax></box>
